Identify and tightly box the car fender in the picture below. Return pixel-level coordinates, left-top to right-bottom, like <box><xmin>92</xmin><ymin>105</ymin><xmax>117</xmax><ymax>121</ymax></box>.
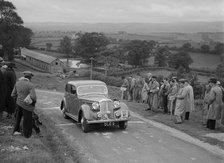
<box><xmin>60</xmin><ymin>97</ymin><xmax>67</xmax><ymax>110</ymax></box>
<box><xmin>79</xmin><ymin>104</ymin><xmax>91</xmax><ymax>122</ymax></box>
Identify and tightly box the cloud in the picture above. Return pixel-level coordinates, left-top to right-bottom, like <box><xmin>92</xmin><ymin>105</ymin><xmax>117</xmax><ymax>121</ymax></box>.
<box><xmin>10</xmin><ymin>0</ymin><xmax>224</xmax><ymax>23</ymax></box>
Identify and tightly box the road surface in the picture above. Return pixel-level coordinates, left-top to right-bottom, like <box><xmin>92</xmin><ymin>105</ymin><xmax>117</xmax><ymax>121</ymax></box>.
<box><xmin>36</xmin><ymin>90</ymin><xmax>224</xmax><ymax>163</ymax></box>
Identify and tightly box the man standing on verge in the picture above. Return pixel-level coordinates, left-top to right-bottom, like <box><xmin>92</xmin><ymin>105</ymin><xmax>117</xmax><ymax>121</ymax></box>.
<box><xmin>148</xmin><ymin>76</ymin><xmax>160</xmax><ymax>112</ymax></box>
<box><xmin>184</xmin><ymin>79</ymin><xmax>194</xmax><ymax>120</ymax></box>
<box><xmin>4</xmin><ymin>62</ymin><xmax>17</xmax><ymax>118</ymax></box>
<box><xmin>206</xmin><ymin>78</ymin><xmax>223</xmax><ymax>130</ymax></box>
<box><xmin>0</xmin><ymin>57</ymin><xmax>6</xmax><ymax>120</ymax></box>
<box><xmin>174</xmin><ymin>79</ymin><xmax>187</xmax><ymax>124</ymax></box>
<box><xmin>133</xmin><ymin>73</ymin><xmax>144</xmax><ymax>103</ymax></box>
<box><xmin>162</xmin><ymin>78</ymin><xmax>170</xmax><ymax>114</ymax></box>
<box><xmin>11</xmin><ymin>71</ymin><xmax>36</xmax><ymax>138</ymax></box>
<box><xmin>145</xmin><ymin>72</ymin><xmax>152</xmax><ymax>110</ymax></box>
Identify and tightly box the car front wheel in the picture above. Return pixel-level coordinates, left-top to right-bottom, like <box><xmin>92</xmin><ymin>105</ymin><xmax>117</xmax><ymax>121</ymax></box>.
<box><xmin>119</xmin><ymin>121</ymin><xmax>127</xmax><ymax>129</ymax></box>
<box><xmin>81</xmin><ymin>114</ymin><xmax>90</xmax><ymax>133</ymax></box>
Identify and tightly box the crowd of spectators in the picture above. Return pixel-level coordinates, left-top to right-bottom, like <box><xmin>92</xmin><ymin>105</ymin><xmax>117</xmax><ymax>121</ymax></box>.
<box><xmin>120</xmin><ymin>72</ymin><xmax>224</xmax><ymax>130</ymax></box>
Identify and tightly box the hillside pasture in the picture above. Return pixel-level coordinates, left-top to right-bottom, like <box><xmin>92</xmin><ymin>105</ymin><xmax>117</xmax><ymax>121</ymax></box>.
<box><xmin>170</xmin><ymin>50</ymin><xmax>222</xmax><ymax>70</ymax></box>
<box><xmin>188</xmin><ymin>52</ymin><xmax>222</xmax><ymax>70</ymax></box>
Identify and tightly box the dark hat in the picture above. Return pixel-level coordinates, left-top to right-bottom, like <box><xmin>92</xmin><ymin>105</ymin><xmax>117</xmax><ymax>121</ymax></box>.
<box><xmin>23</xmin><ymin>71</ymin><xmax>34</xmax><ymax>77</ymax></box>
<box><xmin>209</xmin><ymin>78</ymin><xmax>217</xmax><ymax>84</ymax></box>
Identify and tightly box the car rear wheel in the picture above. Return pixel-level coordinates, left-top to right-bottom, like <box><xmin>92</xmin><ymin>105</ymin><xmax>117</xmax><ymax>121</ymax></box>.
<box><xmin>61</xmin><ymin>104</ymin><xmax>69</xmax><ymax>119</ymax></box>
<box><xmin>81</xmin><ymin>114</ymin><xmax>90</xmax><ymax>133</ymax></box>
<box><xmin>119</xmin><ymin>121</ymin><xmax>127</xmax><ymax>129</ymax></box>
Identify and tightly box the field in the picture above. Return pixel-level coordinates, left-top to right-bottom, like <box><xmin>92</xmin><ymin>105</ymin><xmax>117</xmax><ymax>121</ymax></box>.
<box><xmin>170</xmin><ymin>50</ymin><xmax>222</xmax><ymax>70</ymax></box>
<box><xmin>189</xmin><ymin>52</ymin><xmax>222</xmax><ymax>70</ymax></box>
<box><xmin>31</xmin><ymin>37</ymin><xmax>61</xmax><ymax>51</ymax></box>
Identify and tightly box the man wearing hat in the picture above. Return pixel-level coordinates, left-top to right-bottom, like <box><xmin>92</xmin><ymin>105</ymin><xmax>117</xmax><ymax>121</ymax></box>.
<box><xmin>11</xmin><ymin>71</ymin><xmax>37</xmax><ymax>138</ymax></box>
<box><xmin>3</xmin><ymin>62</ymin><xmax>17</xmax><ymax>119</ymax></box>
<box><xmin>147</xmin><ymin>76</ymin><xmax>159</xmax><ymax>111</ymax></box>
<box><xmin>0</xmin><ymin>57</ymin><xmax>6</xmax><ymax>120</ymax></box>
<box><xmin>183</xmin><ymin>79</ymin><xmax>194</xmax><ymax>121</ymax></box>
<box><xmin>174</xmin><ymin>79</ymin><xmax>187</xmax><ymax>123</ymax></box>
<box><xmin>206</xmin><ymin>78</ymin><xmax>223</xmax><ymax>130</ymax></box>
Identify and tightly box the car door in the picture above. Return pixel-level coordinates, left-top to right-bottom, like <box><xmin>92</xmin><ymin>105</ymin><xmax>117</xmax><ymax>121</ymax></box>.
<box><xmin>70</xmin><ymin>85</ymin><xmax>79</xmax><ymax>116</ymax></box>
<box><xmin>65</xmin><ymin>84</ymin><xmax>71</xmax><ymax>113</ymax></box>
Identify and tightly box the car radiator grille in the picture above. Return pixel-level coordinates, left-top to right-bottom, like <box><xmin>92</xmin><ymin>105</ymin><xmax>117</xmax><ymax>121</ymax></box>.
<box><xmin>99</xmin><ymin>101</ymin><xmax>114</xmax><ymax>119</ymax></box>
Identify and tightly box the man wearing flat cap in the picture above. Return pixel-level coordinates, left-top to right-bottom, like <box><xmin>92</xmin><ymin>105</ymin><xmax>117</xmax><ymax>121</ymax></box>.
<box><xmin>11</xmin><ymin>70</ymin><xmax>36</xmax><ymax>138</ymax></box>
<box><xmin>206</xmin><ymin>78</ymin><xmax>223</xmax><ymax>130</ymax></box>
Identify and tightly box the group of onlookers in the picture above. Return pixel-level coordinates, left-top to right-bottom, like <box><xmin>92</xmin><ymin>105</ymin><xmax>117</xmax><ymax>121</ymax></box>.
<box><xmin>0</xmin><ymin>57</ymin><xmax>40</xmax><ymax>138</ymax></box>
<box><xmin>121</xmin><ymin>72</ymin><xmax>224</xmax><ymax>130</ymax></box>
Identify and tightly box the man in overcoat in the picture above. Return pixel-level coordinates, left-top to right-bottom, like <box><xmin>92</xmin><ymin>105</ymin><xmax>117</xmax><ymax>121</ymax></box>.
<box><xmin>148</xmin><ymin>76</ymin><xmax>160</xmax><ymax>111</ymax></box>
<box><xmin>206</xmin><ymin>78</ymin><xmax>223</xmax><ymax>130</ymax></box>
<box><xmin>0</xmin><ymin>57</ymin><xmax>6</xmax><ymax>120</ymax></box>
<box><xmin>4</xmin><ymin>62</ymin><xmax>17</xmax><ymax>118</ymax></box>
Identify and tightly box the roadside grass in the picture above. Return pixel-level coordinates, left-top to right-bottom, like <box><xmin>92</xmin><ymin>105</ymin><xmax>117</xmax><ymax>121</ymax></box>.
<box><xmin>0</xmin><ymin>113</ymin><xmax>54</xmax><ymax>163</ymax></box>
<box><xmin>0</xmin><ymin>110</ymin><xmax>81</xmax><ymax>163</ymax></box>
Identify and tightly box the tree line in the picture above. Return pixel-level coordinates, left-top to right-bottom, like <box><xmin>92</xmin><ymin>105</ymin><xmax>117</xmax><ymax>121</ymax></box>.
<box><xmin>58</xmin><ymin>32</ymin><xmax>194</xmax><ymax>73</ymax></box>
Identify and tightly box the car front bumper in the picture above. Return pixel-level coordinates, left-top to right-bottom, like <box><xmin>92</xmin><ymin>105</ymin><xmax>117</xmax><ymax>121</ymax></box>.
<box><xmin>87</xmin><ymin>117</ymin><xmax>131</xmax><ymax>124</ymax></box>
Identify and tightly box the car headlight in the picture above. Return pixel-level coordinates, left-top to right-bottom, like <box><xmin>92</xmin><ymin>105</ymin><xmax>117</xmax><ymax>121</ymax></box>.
<box><xmin>114</xmin><ymin>100</ymin><xmax>120</xmax><ymax>109</ymax></box>
<box><xmin>92</xmin><ymin>102</ymin><xmax>100</xmax><ymax>110</ymax></box>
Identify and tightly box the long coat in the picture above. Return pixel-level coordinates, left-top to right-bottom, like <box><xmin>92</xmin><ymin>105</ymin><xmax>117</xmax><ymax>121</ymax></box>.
<box><xmin>0</xmin><ymin>70</ymin><xmax>6</xmax><ymax>112</ymax></box>
<box><xmin>148</xmin><ymin>80</ymin><xmax>159</xmax><ymax>111</ymax></box>
<box><xmin>174</xmin><ymin>87</ymin><xmax>186</xmax><ymax>117</ymax></box>
<box><xmin>185</xmin><ymin>84</ymin><xmax>195</xmax><ymax>112</ymax></box>
<box><xmin>207</xmin><ymin>85</ymin><xmax>223</xmax><ymax>120</ymax></box>
<box><xmin>4</xmin><ymin>67</ymin><xmax>16</xmax><ymax>113</ymax></box>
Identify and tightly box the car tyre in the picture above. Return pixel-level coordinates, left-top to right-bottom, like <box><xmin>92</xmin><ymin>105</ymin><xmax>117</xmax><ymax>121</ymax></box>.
<box><xmin>119</xmin><ymin>121</ymin><xmax>127</xmax><ymax>129</ymax></box>
<box><xmin>81</xmin><ymin>114</ymin><xmax>90</xmax><ymax>133</ymax></box>
<box><xmin>62</xmin><ymin>104</ymin><xmax>69</xmax><ymax>119</ymax></box>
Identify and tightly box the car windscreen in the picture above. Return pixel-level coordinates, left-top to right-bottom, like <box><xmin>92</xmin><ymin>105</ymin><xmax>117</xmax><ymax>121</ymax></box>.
<box><xmin>77</xmin><ymin>85</ymin><xmax>108</xmax><ymax>96</ymax></box>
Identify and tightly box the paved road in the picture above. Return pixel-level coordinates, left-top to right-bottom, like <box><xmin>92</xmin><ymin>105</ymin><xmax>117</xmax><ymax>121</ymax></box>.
<box><xmin>36</xmin><ymin>90</ymin><xmax>224</xmax><ymax>163</ymax></box>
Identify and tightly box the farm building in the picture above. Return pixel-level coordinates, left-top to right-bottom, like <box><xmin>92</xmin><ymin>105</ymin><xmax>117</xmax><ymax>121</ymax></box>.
<box><xmin>20</xmin><ymin>48</ymin><xmax>64</xmax><ymax>73</ymax></box>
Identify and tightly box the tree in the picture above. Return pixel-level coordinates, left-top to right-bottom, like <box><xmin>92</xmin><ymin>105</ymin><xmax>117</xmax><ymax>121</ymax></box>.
<box><xmin>73</xmin><ymin>32</ymin><xmax>109</xmax><ymax>62</ymax></box>
<box><xmin>168</xmin><ymin>51</ymin><xmax>193</xmax><ymax>72</ymax></box>
<box><xmin>200</xmin><ymin>44</ymin><xmax>210</xmax><ymax>53</ymax></box>
<box><xmin>182</xmin><ymin>42</ymin><xmax>192</xmax><ymax>50</ymax></box>
<box><xmin>95</xmin><ymin>48</ymin><xmax>120</xmax><ymax>75</ymax></box>
<box><xmin>0</xmin><ymin>0</ymin><xmax>33</xmax><ymax>60</ymax></box>
<box><xmin>214</xmin><ymin>42</ymin><xmax>224</xmax><ymax>55</ymax></box>
<box><xmin>154</xmin><ymin>47</ymin><xmax>171</xmax><ymax>67</ymax></box>
<box><xmin>59</xmin><ymin>36</ymin><xmax>72</xmax><ymax>66</ymax></box>
<box><xmin>124</xmin><ymin>40</ymin><xmax>156</xmax><ymax>67</ymax></box>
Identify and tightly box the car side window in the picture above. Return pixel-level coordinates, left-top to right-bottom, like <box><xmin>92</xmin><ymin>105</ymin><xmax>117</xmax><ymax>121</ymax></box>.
<box><xmin>65</xmin><ymin>84</ymin><xmax>71</xmax><ymax>93</ymax></box>
<box><xmin>71</xmin><ymin>86</ymin><xmax>77</xmax><ymax>95</ymax></box>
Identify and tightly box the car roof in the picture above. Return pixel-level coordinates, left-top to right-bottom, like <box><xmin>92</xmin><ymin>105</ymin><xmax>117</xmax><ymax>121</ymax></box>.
<box><xmin>67</xmin><ymin>80</ymin><xmax>106</xmax><ymax>87</ymax></box>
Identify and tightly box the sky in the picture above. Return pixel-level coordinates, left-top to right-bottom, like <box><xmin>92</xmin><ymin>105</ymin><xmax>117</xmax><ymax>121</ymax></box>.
<box><xmin>10</xmin><ymin>0</ymin><xmax>224</xmax><ymax>23</ymax></box>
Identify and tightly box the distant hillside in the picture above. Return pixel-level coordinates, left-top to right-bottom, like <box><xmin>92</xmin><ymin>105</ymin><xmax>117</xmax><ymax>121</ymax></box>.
<box><xmin>25</xmin><ymin>21</ymin><xmax>224</xmax><ymax>33</ymax></box>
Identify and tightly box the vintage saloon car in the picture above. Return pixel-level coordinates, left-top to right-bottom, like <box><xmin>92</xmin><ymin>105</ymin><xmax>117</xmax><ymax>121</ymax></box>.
<box><xmin>60</xmin><ymin>80</ymin><xmax>131</xmax><ymax>132</ymax></box>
